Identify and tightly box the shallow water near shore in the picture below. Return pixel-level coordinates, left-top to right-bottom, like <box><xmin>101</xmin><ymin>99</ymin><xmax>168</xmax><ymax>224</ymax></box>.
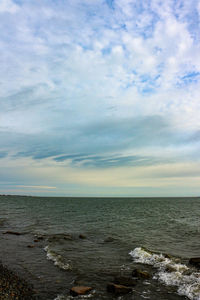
<box><xmin>0</xmin><ymin>196</ymin><xmax>200</xmax><ymax>299</ymax></box>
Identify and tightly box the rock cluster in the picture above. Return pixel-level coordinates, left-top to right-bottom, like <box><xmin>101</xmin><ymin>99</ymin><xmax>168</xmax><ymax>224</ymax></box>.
<box><xmin>106</xmin><ymin>269</ymin><xmax>150</xmax><ymax>296</ymax></box>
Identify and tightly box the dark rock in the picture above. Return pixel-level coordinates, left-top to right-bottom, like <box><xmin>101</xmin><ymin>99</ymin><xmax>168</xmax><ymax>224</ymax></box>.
<box><xmin>33</xmin><ymin>235</ymin><xmax>45</xmax><ymax>242</ymax></box>
<box><xmin>104</xmin><ymin>237</ymin><xmax>115</xmax><ymax>243</ymax></box>
<box><xmin>63</xmin><ymin>235</ymin><xmax>73</xmax><ymax>241</ymax></box>
<box><xmin>79</xmin><ymin>234</ymin><xmax>86</xmax><ymax>239</ymax></box>
<box><xmin>107</xmin><ymin>283</ymin><xmax>132</xmax><ymax>294</ymax></box>
<box><xmin>114</xmin><ymin>276</ymin><xmax>137</xmax><ymax>286</ymax></box>
<box><xmin>48</xmin><ymin>234</ymin><xmax>73</xmax><ymax>243</ymax></box>
<box><xmin>37</xmin><ymin>236</ymin><xmax>44</xmax><ymax>240</ymax></box>
<box><xmin>132</xmin><ymin>269</ymin><xmax>150</xmax><ymax>279</ymax></box>
<box><xmin>27</xmin><ymin>245</ymin><xmax>35</xmax><ymax>248</ymax></box>
<box><xmin>70</xmin><ymin>286</ymin><xmax>92</xmax><ymax>296</ymax></box>
<box><xmin>3</xmin><ymin>231</ymin><xmax>21</xmax><ymax>236</ymax></box>
<box><xmin>189</xmin><ymin>258</ymin><xmax>200</xmax><ymax>268</ymax></box>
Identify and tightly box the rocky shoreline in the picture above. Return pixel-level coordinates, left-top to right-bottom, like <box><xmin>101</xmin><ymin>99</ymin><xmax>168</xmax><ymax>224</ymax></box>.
<box><xmin>0</xmin><ymin>262</ymin><xmax>37</xmax><ymax>300</ymax></box>
<box><xmin>1</xmin><ymin>229</ymin><xmax>200</xmax><ymax>299</ymax></box>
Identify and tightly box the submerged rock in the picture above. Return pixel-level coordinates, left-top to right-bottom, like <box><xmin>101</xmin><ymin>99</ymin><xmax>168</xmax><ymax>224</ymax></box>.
<box><xmin>79</xmin><ymin>234</ymin><xmax>86</xmax><ymax>239</ymax></box>
<box><xmin>189</xmin><ymin>257</ymin><xmax>200</xmax><ymax>268</ymax></box>
<box><xmin>132</xmin><ymin>269</ymin><xmax>150</xmax><ymax>279</ymax></box>
<box><xmin>27</xmin><ymin>245</ymin><xmax>35</xmax><ymax>248</ymax></box>
<box><xmin>70</xmin><ymin>286</ymin><xmax>92</xmax><ymax>296</ymax></box>
<box><xmin>104</xmin><ymin>237</ymin><xmax>115</xmax><ymax>243</ymax></box>
<box><xmin>3</xmin><ymin>231</ymin><xmax>21</xmax><ymax>236</ymax></box>
<box><xmin>47</xmin><ymin>234</ymin><xmax>73</xmax><ymax>243</ymax></box>
<box><xmin>35</xmin><ymin>235</ymin><xmax>44</xmax><ymax>241</ymax></box>
<box><xmin>107</xmin><ymin>283</ymin><xmax>132</xmax><ymax>294</ymax></box>
<box><xmin>114</xmin><ymin>276</ymin><xmax>137</xmax><ymax>286</ymax></box>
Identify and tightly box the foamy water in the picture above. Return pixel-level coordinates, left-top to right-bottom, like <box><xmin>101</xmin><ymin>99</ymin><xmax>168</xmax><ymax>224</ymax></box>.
<box><xmin>44</xmin><ymin>245</ymin><xmax>72</xmax><ymax>271</ymax></box>
<box><xmin>54</xmin><ymin>291</ymin><xmax>96</xmax><ymax>300</ymax></box>
<box><xmin>130</xmin><ymin>247</ymin><xmax>200</xmax><ymax>300</ymax></box>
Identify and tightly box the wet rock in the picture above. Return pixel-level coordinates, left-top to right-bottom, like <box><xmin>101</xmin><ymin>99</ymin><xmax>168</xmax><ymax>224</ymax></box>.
<box><xmin>165</xmin><ymin>254</ymin><xmax>180</xmax><ymax>263</ymax></box>
<box><xmin>3</xmin><ymin>231</ymin><xmax>21</xmax><ymax>236</ymax></box>
<box><xmin>107</xmin><ymin>283</ymin><xmax>132</xmax><ymax>294</ymax></box>
<box><xmin>165</xmin><ymin>264</ymin><xmax>177</xmax><ymax>272</ymax></box>
<box><xmin>189</xmin><ymin>257</ymin><xmax>200</xmax><ymax>268</ymax></box>
<box><xmin>104</xmin><ymin>237</ymin><xmax>115</xmax><ymax>243</ymax></box>
<box><xmin>47</xmin><ymin>234</ymin><xmax>73</xmax><ymax>243</ymax></box>
<box><xmin>70</xmin><ymin>286</ymin><xmax>92</xmax><ymax>296</ymax></box>
<box><xmin>27</xmin><ymin>245</ymin><xmax>35</xmax><ymax>248</ymax></box>
<box><xmin>79</xmin><ymin>234</ymin><xmax>86</xmax><ymax>239</ymax></box>
<box><xmin>36</xmin><ymin>235</ymin><xmax>44</xmax><ymax>240</ymax></box>
<box><xmin>114</xmin><ymin>276</ymin><xmax>137</xmax><ymax>286</ymax></box>
<box><xmin>63</xmin><ymin>235</ymin><xmax>73</xmax><ymax>241</ymax></box>
<box><xmin>34</xmin><ymin>239</ymin><xmax>39</xmax><ymax>243</ymax></box>
<box><xmin>132</xmin><ymin>269</ymin><xmax>150</xmax><ymax>279</ymax></box>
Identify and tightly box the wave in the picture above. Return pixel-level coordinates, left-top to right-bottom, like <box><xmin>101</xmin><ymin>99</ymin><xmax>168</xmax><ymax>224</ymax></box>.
<box><xmin>54</xmin><ymin>292</ymin><xmax>95</xmax><ymax>300</ymax></box>
<box><xmin>130</xmin><ymin>247</ymin><xmax>200</xmax><ymax>300</ymax></box>
<box><xmin>44</xmin><ymin>245</ymin><xmax>71</xmax><ymax>271</ymax></box>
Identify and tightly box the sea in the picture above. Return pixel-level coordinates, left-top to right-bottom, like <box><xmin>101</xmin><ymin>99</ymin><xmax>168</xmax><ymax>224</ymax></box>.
<box><xmin>0</xmin><ymin>196</ymin><xmax>200</xmax><ymax>300</ymax></box>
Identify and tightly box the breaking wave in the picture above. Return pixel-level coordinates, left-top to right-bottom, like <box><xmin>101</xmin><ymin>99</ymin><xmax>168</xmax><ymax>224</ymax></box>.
<box><xmin>54</xmin><ymin>292</ymin><xmax>95</xmax><ymax>300</ymax></box>
<box><xmin>44</xmin><ymin>245</ymin><xmax>71</xmax><ymax>271</ymax></box>
<box><xmin>130</xmin><ymin>247</ymin><xmax>200</xmax><ymax>300</ymax></box>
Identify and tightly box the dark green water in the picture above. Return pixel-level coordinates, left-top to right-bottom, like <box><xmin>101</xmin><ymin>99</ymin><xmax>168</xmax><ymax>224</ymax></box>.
<box><xmin>0</xmin><ymin>196</ymin><xmax>200</xmax><ymax>299</ymax></box>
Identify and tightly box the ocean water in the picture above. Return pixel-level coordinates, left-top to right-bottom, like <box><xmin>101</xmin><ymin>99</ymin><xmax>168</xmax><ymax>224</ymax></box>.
<box><xmin>0</xmin><ymin>196</ymin><xmax>200</xmax><ymax>300</ymax></box>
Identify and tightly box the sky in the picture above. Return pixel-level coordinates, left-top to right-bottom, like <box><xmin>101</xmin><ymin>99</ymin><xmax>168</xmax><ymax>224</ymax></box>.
<box><xmin>0</xmin><ymin>0</ymin><xmax>200</xmax><ymax>197</ymax></box>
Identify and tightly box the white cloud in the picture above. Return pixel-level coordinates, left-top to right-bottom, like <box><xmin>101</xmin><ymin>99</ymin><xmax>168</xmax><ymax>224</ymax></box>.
<box><xmin>0</xmin><ymin>0</ymin><xmax>19</xmax><ymax>14</ymax></box>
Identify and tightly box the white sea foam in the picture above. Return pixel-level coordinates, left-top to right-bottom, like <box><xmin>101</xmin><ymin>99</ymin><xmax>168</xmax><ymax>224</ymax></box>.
<box><xmin>44</xmin><ymin>245</ymin><xmax>71</xmax><ymax>270</ymax></box>
<box><xmin>129</xmin><ymin>247</ymin><xmax>200</xmax><ymax>300</ymax></box>
<box><xmin>54</xmin><ymin>291</ymin><xmax>95</xmax><ymax>300</ymax></box>
<box><xmin>54</xmin><ymin>296</ymin><xmax>66</xmax><ymax>300</ymax></box>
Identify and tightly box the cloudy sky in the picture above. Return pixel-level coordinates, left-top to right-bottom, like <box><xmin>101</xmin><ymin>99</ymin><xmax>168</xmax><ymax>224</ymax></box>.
<box><xmin>0</xmin><ymin>0</ymin><xmax>200</xmax><ymax>196</ymax></box>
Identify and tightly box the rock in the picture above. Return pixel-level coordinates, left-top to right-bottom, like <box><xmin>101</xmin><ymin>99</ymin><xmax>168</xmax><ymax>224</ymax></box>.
<box><xmin>34</xmin><ymin>239</ymin><xmax>39</xmax><ymax>243</ymax></box>
<box><xmin>104</xmin><ymin>237</ymin><xmax>115</xmax><ymax>243</ymax></box>
<box><xmin>27</xmin><ymin>245</ymin><xmax>35</xmax><ymax>248</ymax></box>
<box><xmin>3</xmin><ymin>231</ymin><xmax>21</xmax><ymax>236</ymax></box>
<box><xmin>114</xmin><ymin>276</ymin><xmax>137</xmax><ymax>286</ymax></box>
<box><xmin>37</xmin><ymin>236</ymin><xmax>44</xmax><ymax>240</ymax></box>
<box><xmin>70</xmin><ymin>286</ymin><xmax>92</xmax><ymax>296</ymax></box>
<box><xmin>189</xmin><ymin>258</ymin><xmax>200</xmax><ymax>268</ymax></box>
<box><xmin>107</xmin><ymin>283</ymin><xmax>132</xmax><ymax>294</ymax></box>
<box><xmin>48</xmin><ymin>234</ymin><xmax>73</xmax><ymax>243</ymax></box>
<box><xmin>79</xmin><ymin>234</ymin><xmax>86</xmax><ymax>239</ymax></box>
<box><xmin>132</xmin><ymin>269</ymin><xmax>150</xmax><ymax>279</ymax></box>
<box><xmin>63</xmin><ymin>235</ymin><xmax>73</xmax><ymax>241</ymax></box>
<box><xmin>165</xmin><ymin>265</ymin><xmax>177</xmax><ymax>272</ymax></box>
